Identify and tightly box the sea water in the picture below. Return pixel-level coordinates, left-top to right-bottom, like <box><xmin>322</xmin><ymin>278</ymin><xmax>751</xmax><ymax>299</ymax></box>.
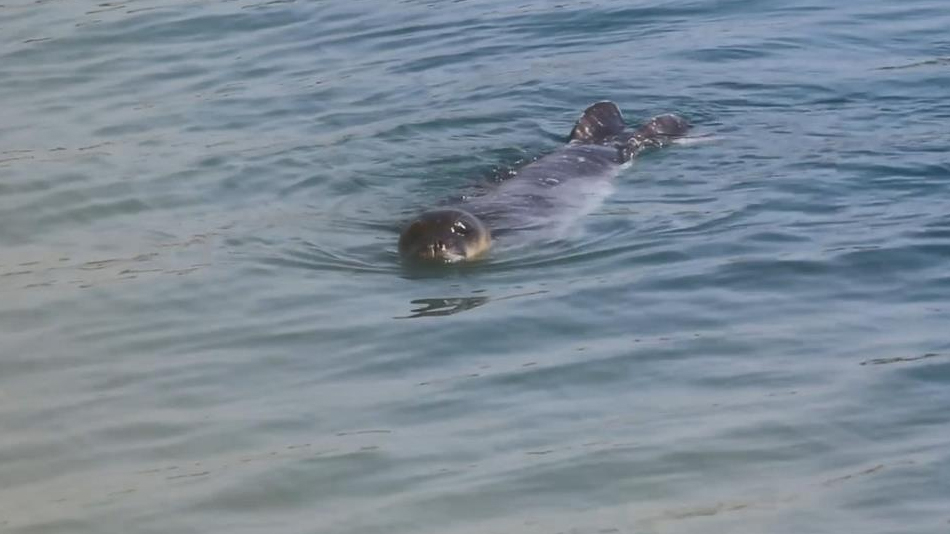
<box><xmin>1</xmin><ymin>1</ymin><xmax>949</xmax><ymax>532</ymax></box>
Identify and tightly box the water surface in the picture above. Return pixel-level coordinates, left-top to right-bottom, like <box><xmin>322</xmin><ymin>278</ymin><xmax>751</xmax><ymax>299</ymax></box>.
<box><xmin>2</xmin><ymin>1</ymin><xmax>950</xmax><ymax>533</ymax></box>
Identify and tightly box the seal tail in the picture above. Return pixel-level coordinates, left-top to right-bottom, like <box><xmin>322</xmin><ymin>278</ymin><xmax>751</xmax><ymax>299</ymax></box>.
<box><xmin>619</xmin><ymin>114</ymin><xmax>690</xmax><ymax>161</ymax></box>
<box><xmin>568</xmin><ymin>101</ymin><xmax>627</xmax><ymax>144</ymax></box>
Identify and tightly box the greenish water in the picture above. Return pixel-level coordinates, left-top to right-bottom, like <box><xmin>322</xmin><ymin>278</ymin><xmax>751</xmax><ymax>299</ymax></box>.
<box><xmin>2</xmin><ymin>1</ymin><xmax>950</xmax><ymax>533</ymax></box>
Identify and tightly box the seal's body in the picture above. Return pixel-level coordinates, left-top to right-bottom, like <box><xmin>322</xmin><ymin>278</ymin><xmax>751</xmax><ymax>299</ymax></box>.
<box><xmin>398</xmin><ymin>102</ymin><xmax>689</xmax><ymax>263</ymax></box>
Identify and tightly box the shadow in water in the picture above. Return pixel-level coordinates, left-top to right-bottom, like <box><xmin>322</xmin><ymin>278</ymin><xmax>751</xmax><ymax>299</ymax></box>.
<box><xmin>395</xmin><ymin>290</ymin><xmax>547</xmax><ymax>319</ymax></box>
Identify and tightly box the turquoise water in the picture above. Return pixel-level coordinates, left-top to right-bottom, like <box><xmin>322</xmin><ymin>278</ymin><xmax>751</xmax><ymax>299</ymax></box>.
<box><xmin>2</xmin><ymin>0</ymin><xmax>950</xmax><ymax>532</ymax></box>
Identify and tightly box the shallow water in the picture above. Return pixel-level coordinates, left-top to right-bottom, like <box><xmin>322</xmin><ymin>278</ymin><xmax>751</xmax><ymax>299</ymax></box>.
<box><xmin>2</xmin><ymin>1</ymin><xmax>950</xmax><ymax>532</ymax></box>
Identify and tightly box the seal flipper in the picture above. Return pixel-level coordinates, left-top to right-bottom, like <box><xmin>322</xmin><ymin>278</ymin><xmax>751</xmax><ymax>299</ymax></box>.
<box><xmin>633</xmin><ymin>114</ymin><xmax>690</xmax><ymax>140</ymax></box>
<box><xmin>618</xmin><ymin>113</ymin><xmax>690</xmax><ymax>161</ymax></box>
<box><xmin>568</xmin><ymin>101</ymin><xmax>627</xmax><ymax>144</ymax></box>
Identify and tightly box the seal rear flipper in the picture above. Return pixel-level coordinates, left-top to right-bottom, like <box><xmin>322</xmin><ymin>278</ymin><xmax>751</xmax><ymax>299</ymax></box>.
<box><xmin>568</xmin><ymin>101</ymin><xmax>627</xmax><ymax>144</ymax></box>
<box><xmin>619</xmin><ymin>113</ymin><xmax>690</xmax><ymax>161</ymax></box>
<box><xmin>636</xmin><ymin>114</ymin><xmax>690</xmax><ymax>139</ymax></box>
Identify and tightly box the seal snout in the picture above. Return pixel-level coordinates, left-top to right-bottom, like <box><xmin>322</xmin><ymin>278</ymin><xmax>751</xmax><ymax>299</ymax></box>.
<box><xmin>422</xmin><ymin>240</ymin><xmax>449</xmax><ymax>260</ymax></box>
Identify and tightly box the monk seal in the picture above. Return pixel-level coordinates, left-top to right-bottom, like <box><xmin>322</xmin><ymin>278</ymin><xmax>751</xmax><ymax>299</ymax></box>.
<box><xmin>398</xmin><ymin>101</ymin><xmax>689</xmax><ymax>264</ymax></box>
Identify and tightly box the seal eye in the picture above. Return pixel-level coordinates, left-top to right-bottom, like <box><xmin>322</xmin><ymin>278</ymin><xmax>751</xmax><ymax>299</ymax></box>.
<box><xmin>451</xmin><ymin>222</ymin><xmax>469</xmax><ymax>236</ymax></box>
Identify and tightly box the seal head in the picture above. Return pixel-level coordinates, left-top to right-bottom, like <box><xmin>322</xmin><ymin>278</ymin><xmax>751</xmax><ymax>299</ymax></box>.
<box><xmin>398</xmin><ymin>209</ymin><xmax>491</xmax><ymax>264</ymax></box>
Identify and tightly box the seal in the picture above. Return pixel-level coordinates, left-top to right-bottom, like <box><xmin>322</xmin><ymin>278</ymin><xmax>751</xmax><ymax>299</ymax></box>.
<box><xmin>398</xmin><ymin>101</ymin><xmax>689</xmax><ymax>264</ymax></box>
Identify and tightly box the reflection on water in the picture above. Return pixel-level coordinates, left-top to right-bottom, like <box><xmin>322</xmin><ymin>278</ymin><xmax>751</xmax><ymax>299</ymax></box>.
<box><xmin>397</xmin><ymin>296</ymin><xmax>490</xmax><ymax>319</ymax></box>
<box><xmin>877</xmin><ymin>56</ymin><xmax>950</xmax><ymax>70</ymax></box>
<box><xmin>397</xmin><ymin>290</ymin><xmax>548</xmax><ymax>319</ymax></box>
<box><xmin>859</xmin><ymin>352</ymin><xmax>948</xmax><ymax>366</ymax></box>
